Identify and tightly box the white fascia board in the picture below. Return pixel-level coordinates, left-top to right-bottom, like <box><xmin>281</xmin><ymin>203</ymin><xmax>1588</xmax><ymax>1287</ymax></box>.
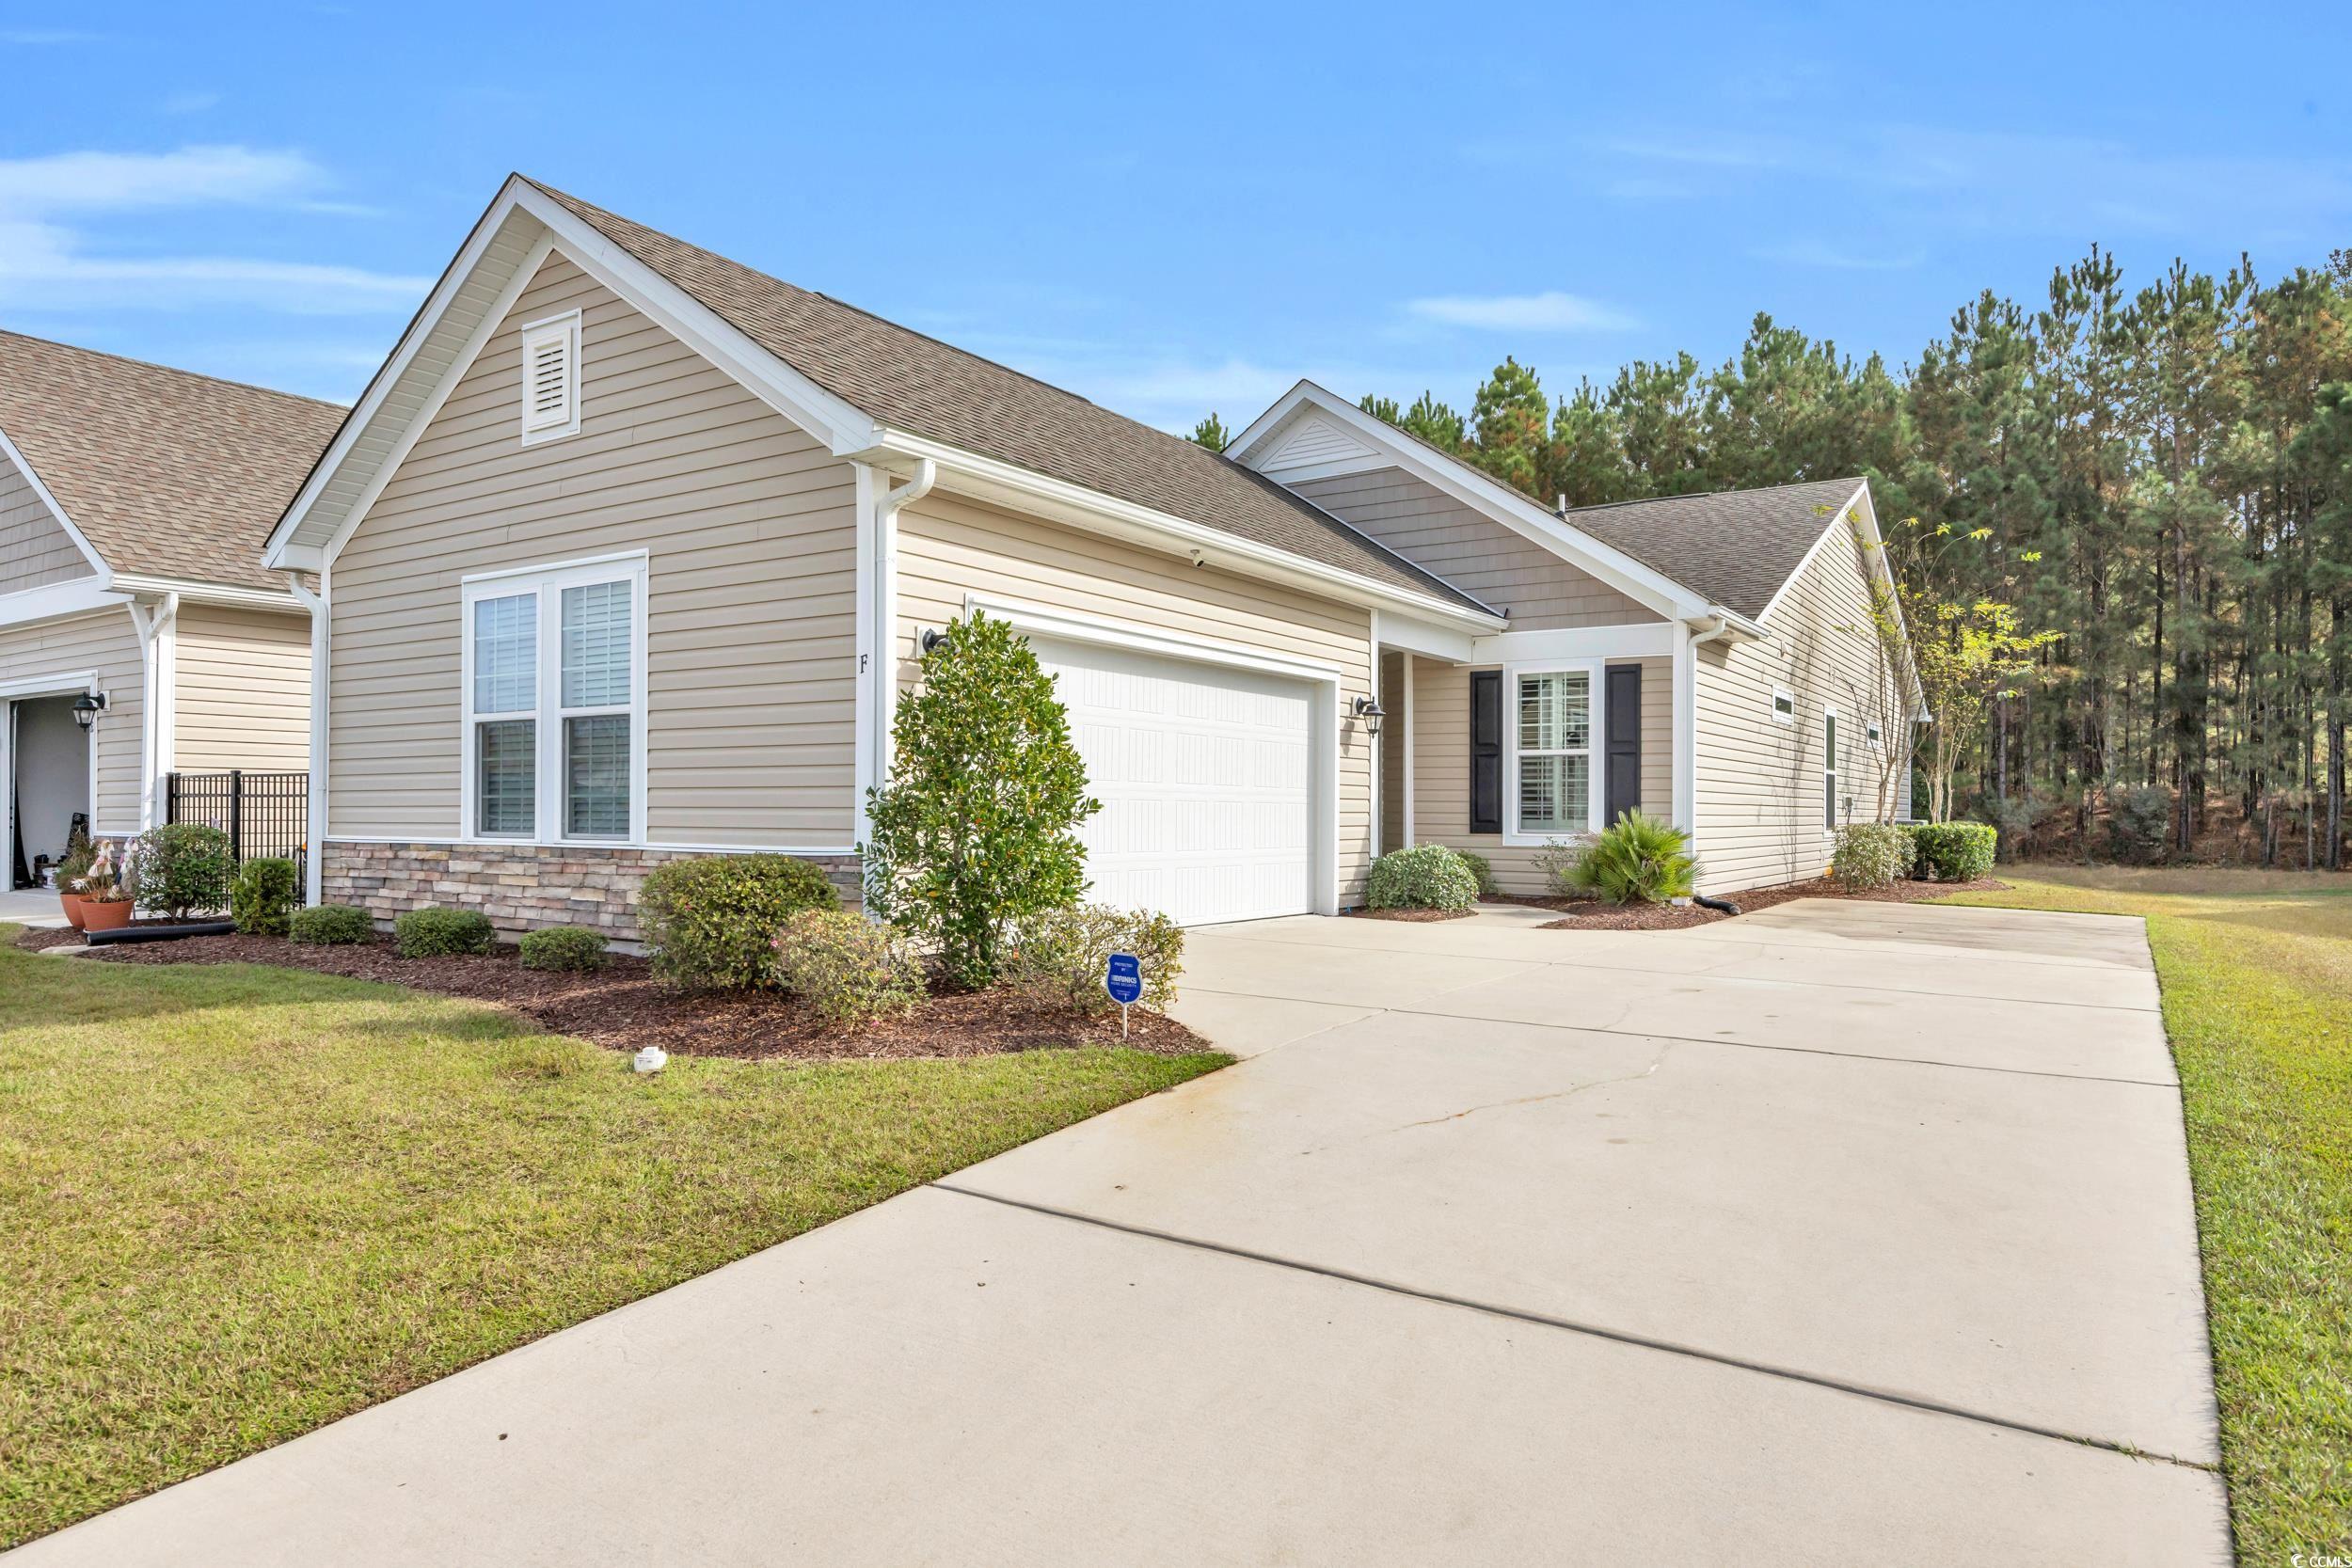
<box><xmin>0</xmin><ymin>576</ymin><xmax>130</xmax><ymax>630</ymax></box>
<box><xmin>1471</xmin><ymin>622</ymin><xmax>1678</xmax><ymax>663</ymax></box>
<box><xmin>1228</xmin><ymin>382</ymin><xmax>1713</xmax><ymax>624</ymax></box>
<box><xmin>0</xmin><ymin>426</ymin><xmax>113</xmax><ymax>579</ymax></box>
<box><xmin>269</xmin><ymin>177</ymin><xmax>884</xmax><ymax>572</ymax></box>
<box><xmin>107</xmin><ymin>574</ymin><xmax>301</xmax><ymax>613</ymax></box>
<box><xmin>1374</xmin><ymin>607</ymin><xmax>1475</xmax><ymax>663</ymax></box>
<box><xmin>856</xmin><ymin>429</ymin><xmax>1506</xmax><ymax>636</ymax></box>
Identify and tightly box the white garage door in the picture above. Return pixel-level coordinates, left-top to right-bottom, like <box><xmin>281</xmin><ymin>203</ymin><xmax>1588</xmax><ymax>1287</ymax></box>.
<box><xmin>1032</xmin><ymin>636</ymin><xmax>1315</xmax><ymax>927</ymax></box>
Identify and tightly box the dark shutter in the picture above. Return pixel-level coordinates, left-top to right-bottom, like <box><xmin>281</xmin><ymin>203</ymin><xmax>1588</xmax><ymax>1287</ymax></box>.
<box><xmin>1605</xmin><ymin>663</ymin><xmax>1643</xmax><ymax>826</ymax></box>
<box><xmin>1470</xmin><ymin>671</ymin><xmax>1502</xmax><ymax>834</ymax></box>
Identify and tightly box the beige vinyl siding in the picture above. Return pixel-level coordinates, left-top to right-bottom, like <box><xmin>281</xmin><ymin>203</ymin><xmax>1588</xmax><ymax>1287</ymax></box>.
<box><xmin>896</xmin><ymin>492</ymin><xmax>1378</xmax><ymax>904</ymax></box>
<box><xmin>1692</xmin><ymin>521</ymin><xmax>1902</xmax><ymax>895</ymax></box>
<box><xmin>1287</xmin><ymin>467</ymin><xmax>1660</xmax><ymax>630</ymax></box>
<box><xmin>0</xmin><ymin>449</ymin><xmax>91</xmax><ymax>592</ymax></box>
<box><xmin>171</xmin><ymin>603</ymin><xmax>312</xmax><ymax>772</ymax></box>
<box><xmin>0</xmin><ymin>607</ymin><xmax>145</xmax><ymax>832</ymax></box>
<box><xmin>1407</xmin><ymin>654</ymin><xmax>1673</xmax><ymax>896</ymax></box>
<box><xmin>328</xmin><ymin>250</ymin><xmax>858</xmax><ymax>845</ymax></box>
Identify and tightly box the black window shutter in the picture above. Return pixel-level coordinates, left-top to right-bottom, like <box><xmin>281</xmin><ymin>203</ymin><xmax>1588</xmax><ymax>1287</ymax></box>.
<box><xmin>1470</xmin><ymin>671</ymin><xmax>1502</xmax><ymax>834</ymax></box>
<box><xmin>1605</xmin><ymin>663</ymin><xmax>1643</xmax><ymax>825</ymax></box>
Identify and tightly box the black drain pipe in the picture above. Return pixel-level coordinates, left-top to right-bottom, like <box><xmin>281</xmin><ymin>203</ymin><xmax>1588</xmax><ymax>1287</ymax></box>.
<box><xmin>1693</xmin><ymin>894</ymin><xmax>1740</xmax><ymax>915</ymax></box>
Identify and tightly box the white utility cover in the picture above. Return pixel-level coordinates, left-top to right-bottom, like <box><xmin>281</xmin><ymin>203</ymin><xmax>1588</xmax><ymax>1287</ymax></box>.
<box><xmin>1030</xmin><ymin>635</ymin><xmax>1314</xmax><ymax>927</ymax></box>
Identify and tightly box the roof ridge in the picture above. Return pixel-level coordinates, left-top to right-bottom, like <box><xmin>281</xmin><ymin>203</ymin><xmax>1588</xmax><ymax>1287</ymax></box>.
<box><xmin>0</xmin><ymin>327</ymin><xmax>346</xmax><ymax>413</ymax></box>
<box><xmin>1555</xmin><ymin>474</ymin><xmax>1864</xmax><ymax>519</ymax></box>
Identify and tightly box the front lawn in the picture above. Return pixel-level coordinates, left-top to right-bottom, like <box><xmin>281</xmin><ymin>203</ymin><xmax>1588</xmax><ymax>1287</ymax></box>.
<box><xmin>0</xmin><ymin>934</ymin><xmax>1224</xmax><ymax>1548</ymax></box>
<box><xmin>1936</xmin><ymin>867</ymin><xmax>2352</xmax><ymax>1561</ymax></box>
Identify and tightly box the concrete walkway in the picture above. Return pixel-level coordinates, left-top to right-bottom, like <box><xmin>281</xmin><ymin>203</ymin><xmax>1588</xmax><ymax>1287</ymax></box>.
<box><xmin>10</xmin><ymin>900</ymin><xmax>2230</xmax><ymax>1565</ymax></box>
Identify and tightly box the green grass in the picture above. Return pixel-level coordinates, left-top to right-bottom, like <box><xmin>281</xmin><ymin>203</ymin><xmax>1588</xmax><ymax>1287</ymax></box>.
<box><xmin>0</xmin><ymin>935</ymin><xmax>1225</xmax><ymax>1547</ymax></box>
<box><xmin>1936</xmin><ymin>867</ymin><xmax>2352</xmax><ymax>1561</ymax></box>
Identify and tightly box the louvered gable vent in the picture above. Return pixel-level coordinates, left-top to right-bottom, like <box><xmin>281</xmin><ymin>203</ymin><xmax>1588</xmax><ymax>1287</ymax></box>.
<box><xmin>518</xmin><ymin>309</ymin><xmax>580</xmax><ymax>442</ymax></box>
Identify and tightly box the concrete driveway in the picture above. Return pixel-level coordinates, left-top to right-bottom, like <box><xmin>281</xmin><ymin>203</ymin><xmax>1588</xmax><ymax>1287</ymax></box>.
<box><xmin>12</xmin><ymin>899</ymin><xmax>2229</xmax><ymax>1566</ymax></box>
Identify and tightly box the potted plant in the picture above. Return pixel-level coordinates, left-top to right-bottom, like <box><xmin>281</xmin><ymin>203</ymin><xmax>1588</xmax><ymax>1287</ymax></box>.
<box><xmin>76</xmin><ymin>839</ymin><xmax>135</xmax><ymax>933</ymax></box>
<box><xmin>55</xmin><ymin>840</ymin><xmax>94</xmax><ymax>930</ymax></box>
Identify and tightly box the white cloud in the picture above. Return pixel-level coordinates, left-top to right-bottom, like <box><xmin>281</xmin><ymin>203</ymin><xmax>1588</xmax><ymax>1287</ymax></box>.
<box><xmin>1751</xmin><ymin>240</ymin><xmax>1926</xmax><ymax>272</ymax></box>
<box><xmin>0</xmin><ymin>146</ymin><xmax>426</xmax><ymax>314</ymax></box>
<box><xmin>162</xmin><ymin>91</ymin><xmax>223</xmax><ymax>115</ymax></box>
<box><xmin>0</xmin><ymin>28</ymin><xmax>104</xmax><ymax>44</ymax></box>
<box><xmin>1406</xmin><ymin>291</ymin><xmax>1638</xmax><ymax>333</ymax></box>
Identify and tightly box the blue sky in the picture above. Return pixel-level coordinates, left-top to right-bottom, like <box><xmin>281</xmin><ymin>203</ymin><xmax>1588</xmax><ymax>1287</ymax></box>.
<box><xmin>6</xmin><ymin>1</ymin><xmax>2348</xmax><ymax>430</ymax></box>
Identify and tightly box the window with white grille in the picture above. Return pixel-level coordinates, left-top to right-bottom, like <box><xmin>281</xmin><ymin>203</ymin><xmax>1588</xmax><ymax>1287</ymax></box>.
<box><xmin>461</xmin><ymin>554</ymin><xmax>644</xmax><ymax>844</ymax></box>
<box><xmin>518</xmin><ymin>310</ymin><xmax>581</xmax><ymax>443</ymax></box>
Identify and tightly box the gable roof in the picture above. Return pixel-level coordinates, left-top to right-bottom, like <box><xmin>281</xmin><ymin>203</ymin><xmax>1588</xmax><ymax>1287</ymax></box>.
<box><xmin>0</xmin><ymin>330</ymin><xmax>343</xmax><ymax>594</ymax></box>
<box><xmin>518</xmin><ymin>181</ymin><xmax>1486</xmax><ymax>616</ymax></box>
<box><xmin>1551</xmin><ymin>478</ymin><xmax>1869</xmax><ymax>622</ymax></box>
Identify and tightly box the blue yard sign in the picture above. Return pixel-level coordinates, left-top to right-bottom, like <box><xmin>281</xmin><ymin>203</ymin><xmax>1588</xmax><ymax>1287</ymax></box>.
<box><xmin>1105</xmin><ymin>952</ymin><xmax>1142</xmax><ymax>1037</ymax></box>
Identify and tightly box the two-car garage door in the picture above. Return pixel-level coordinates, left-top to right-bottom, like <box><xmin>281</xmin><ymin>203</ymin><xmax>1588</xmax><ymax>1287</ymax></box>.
<box><xmin>1029</xmin><ymin>636</ymin><xmax>1314</xmax><ymax>927</ymax></box>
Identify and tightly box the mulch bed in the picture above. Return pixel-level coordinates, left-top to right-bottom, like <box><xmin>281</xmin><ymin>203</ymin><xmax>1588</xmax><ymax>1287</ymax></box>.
<box><xmin>1502</xmin><ymin>876</ymin><xmax>2012</xmax><ymax>931</ymax></box>
<box><xmin>1343</xmin><ymin>907</ymin><xmax>1474</xmax><ymax>923</ymax></box>
<box><xmin>11</xmin><ymin>927</ymin><xmax>1212</xmax><ymax>1063</ymax></box>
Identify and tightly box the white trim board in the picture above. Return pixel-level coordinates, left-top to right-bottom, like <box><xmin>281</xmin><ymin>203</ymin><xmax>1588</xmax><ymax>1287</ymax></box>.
<box><xmin>324</xmin><ymin>836</ymin><xmax>859</xmax><ymax>857</ymax></box>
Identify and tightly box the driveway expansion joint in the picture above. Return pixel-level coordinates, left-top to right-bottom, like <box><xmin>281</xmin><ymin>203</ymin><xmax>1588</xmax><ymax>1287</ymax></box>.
<box><xmin>928</xmin><ymin>1180</ymin><xmax>2217</xmax><ymax>1474</ymax></box>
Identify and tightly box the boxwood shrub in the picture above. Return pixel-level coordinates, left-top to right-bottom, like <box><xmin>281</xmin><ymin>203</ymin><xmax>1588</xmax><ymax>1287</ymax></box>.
<box><xmin>290</xmin><ymin>902</ymin><xmax>374</xmax><ymax>945</ymax></box>
<box><xmin>394</xmin><ymin>906</ymin><xmax>497</xmax><ymax>958</ymax></box>
<box><xmin>1365</xmin><ymin>843</ymin><xmax>1480</xmax><ymax>911</ymax></box>
<box><xmin>640</xmin><ymin>853</ymin><xmax>840</xmax><ymax>990</ymax></box>
<box><xmin>229</xmin><ymin>856</ymin><xmax>302</xmax><ymax>936</ymax></box>
<box><xmin>518</xmin><ymin>925</ymin><xmax>610</xmax><ymax>973</ymax></box>
<box><xmin>1905</xmin><ymin>821</ymin><xmax>1998</xmax><ymax>882</ymax></box>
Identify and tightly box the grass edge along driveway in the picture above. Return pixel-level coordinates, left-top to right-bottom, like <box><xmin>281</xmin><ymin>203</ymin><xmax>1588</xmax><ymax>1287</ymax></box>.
<box><xmin>0</xmin><ymin>934</ymin><xmax>1225</xmax><ymax>1549</ymax></box>
<box><xmin>1937</xmin><ymin>869</ymin><xmax>2352</xmax><ymax>1563</ymax></box>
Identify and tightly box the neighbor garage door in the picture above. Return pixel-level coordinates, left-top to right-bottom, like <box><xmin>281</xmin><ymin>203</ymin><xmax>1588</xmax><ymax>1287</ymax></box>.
<box><xmin>1030</xmin><ymin>636</ymin><xmax>1314</xmax><ymax>926</ymax></box>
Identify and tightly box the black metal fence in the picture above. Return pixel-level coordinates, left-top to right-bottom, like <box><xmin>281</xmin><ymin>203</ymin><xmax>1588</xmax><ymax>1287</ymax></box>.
<box><xmin>165</xmin><ymin>770</ymin><xmax>309</xmax><ymax>888</ymax></box>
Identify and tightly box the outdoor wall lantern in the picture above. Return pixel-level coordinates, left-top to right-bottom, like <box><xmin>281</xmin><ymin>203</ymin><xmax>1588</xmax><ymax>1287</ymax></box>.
<box><xmin>1351</xmin><ymin>694</ymin><xmax>1385</xmax><ymax>737</ymax></box>
<box><xmin>918</xmin><ymin>626</ymin><xmax>951</xmax><ymax>656</ymax></box>
<box><xmin>71</xmin><ymin>691</ymin><xmax>107</xmax><ymax>732</ymax></box>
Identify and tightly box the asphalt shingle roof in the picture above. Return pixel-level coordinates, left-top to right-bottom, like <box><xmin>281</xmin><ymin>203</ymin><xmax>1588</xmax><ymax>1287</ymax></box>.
<box><xmin>525</xmin><ymin>180</ymin><xmax>1488</xmax><ymax>615</ymax></box>
<box><xmin>0</xmin><ymin>331</ymin><xmax>343</xmax><ymax>592</ymax></box>
<box><xmin>1554</xmin><ymin>478</ymin><xmax>1866</xmax><ymax>621</ymax></box>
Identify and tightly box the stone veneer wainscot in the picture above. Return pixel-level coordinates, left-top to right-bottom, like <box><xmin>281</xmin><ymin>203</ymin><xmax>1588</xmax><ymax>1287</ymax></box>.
<box><xmin>322</xmin><ymin>842</ymin><xmax>864</xmax><ymax>944</ymax></box>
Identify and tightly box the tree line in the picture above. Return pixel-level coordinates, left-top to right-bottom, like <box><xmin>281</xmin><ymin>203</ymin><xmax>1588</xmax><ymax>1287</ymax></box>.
<box><xmin>1197</xmin><ymin>247</ymin><xmax>2352</xmax><ymax>866</ymax></box>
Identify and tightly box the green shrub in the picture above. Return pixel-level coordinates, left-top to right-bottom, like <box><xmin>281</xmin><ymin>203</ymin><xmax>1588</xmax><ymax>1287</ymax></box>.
<box><xmin>1905</xmin><ymin>821</ymin><xmax>1998</xmax><ymax>882</ymax></box>
<box><xmin>133</xmin><ymin>822</ymin><xmax>234</xmax><ymax>919</ymax></box>
<box><xmin>640</xmin><ymin>853</ymin><xmax>840</xmax><ymax>990</ymax></box>
<box><xmin>518</xmin><ymin>925</ymin><xmax>609</xmax><ymax>973</ymax></box>
<box><xmin>863</xmin><ymin>611</ymin><xmax>1099</xmax><ymax>990</ymax></box>
<box><xmin>1561</xmin><ymin>812</ymin><xmax>1698</xmax><ymax>905</ymax></box>
<box><xmin>2106</xmin><ymin>784</ymin><xmax>2172</xmax><ymax>865</ymax></box>
<box><xmin>1457</xmin><ymin>849</ymin><xmax>1499</xmax><ymax>898</ymax></box>
<box><xmin>1830</xmin><ymin>823</ymin><xmax>1914</xmax><ymax>890</ymax></box>
<box><xmin>1365</xmin><ymin>844</ymin><xmax>1479</xmax><ymax>911</ymax></box>
<box><xmin>1534</xmin><ymin>834</ymin><xmax>1597</xmax><ymax>895</ymax></box>
<box><xmin>1985</xmin><ymin>792</ymin><xmax>2058</xmax><ymax>863</ymax></box>
<box><xmin>290</xmin><ymin>902</ymin><xmax>374</xmax><ymax>944</ymax></box>
<box><xmin>771</xmin><ymin>910</ymin><xmax>926</xmax><ymax>1024</ymax></box>
<box><xmin>1008</xmin><ymin>903</ymin><xmax>1184</xmax><ymax>1014</ymax></box>
<box><xmin>229</xmin><ymin>857</ymin><xmax>301</xmax><ymax>936</ymax></box>
<box><xmin>394</xmin><ymin>906</ymin><xmax>497</xmax><ymax>958</ymax></box>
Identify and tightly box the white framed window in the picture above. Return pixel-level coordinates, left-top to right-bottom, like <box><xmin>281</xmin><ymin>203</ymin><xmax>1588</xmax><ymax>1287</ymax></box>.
<box><xmin>461</xmin><ymin>552</ymin><xmax>646</xmax><ymax>845</ymax></box>
<box><xmin>1771</xmin><ymin>686</ymin><xmax>1797</xmax><ymax>725</ymax></box>
<box><xmin>518</xmin><ymin>309</ymin><xmax>581</xmax><ymax>444</ymax></box>
<box><xmin>1505</xmin><ymin>661</ymin><xmax>1602</xmax><ymax>843</ymax></box>
<box><xmin>1823</xmin><ymin>704</ymin><xmax>1839</xmax><ymax>833</ymax></box>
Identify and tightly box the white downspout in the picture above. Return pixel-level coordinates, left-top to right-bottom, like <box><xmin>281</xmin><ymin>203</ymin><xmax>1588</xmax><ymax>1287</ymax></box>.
<box><xmin>286</xmin><ymin>567</ymin><xmax>329</xmax><ymax>906</ymax></box>
<box><xmin>129</xmin><ymin>592</ymin><xmax>179</xmax><ymax>832</ymax></box>
<box><xmin>1677</xmin><ymin>612</ymin><xmax>1734</xmax><ymax>878</ymax></box>
<box><xmin>866</xmin><ymin>457</ymin><xmax>935</xmax><ymax>817</ymax></box>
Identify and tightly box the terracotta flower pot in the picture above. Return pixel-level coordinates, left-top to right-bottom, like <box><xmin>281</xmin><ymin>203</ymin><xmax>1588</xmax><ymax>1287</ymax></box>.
<box><xmin>59</xmin><ymin>892</ymin><xmax>87</xmax><ymax>930</ymax></box>
<box><xmin>80</xmin><ymin>898</ymin><xmax>134</xmax><ymax>932</ymax></box>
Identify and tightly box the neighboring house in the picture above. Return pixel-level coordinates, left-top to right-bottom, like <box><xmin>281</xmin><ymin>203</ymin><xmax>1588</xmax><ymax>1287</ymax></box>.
<box><xmin>263</xmin><ymin>176</ymin><xmax>1916</xmax><ymax>938</ymax></box>
<box><xmin>0</xmin><ymin>332</ymin><xmax>340</xmax><ymax>890</ymax></box>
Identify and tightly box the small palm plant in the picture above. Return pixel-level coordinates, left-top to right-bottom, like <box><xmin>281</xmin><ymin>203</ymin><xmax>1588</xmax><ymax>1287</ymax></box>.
<box><xmin>1562</xmin><ymin>812</ymin><xmax>1698</xmax><ymax>905</ymax></box>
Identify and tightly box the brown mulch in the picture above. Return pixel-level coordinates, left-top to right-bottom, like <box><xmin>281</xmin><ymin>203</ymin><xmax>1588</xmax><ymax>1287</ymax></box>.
<box><xmin>10</xmin><ymin>927</ymin><xmax>1213</xmax><ymax>1063</ymax></box>
<box><xmin>1505</xmin><ymin>876</ymin><xmax>2012</xmax><ymax>930</ymax></box>
<box><xmin>1344</xmin><ymin>907</ymin><xmax>1475</xmax><ymax>923</ymax></box>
